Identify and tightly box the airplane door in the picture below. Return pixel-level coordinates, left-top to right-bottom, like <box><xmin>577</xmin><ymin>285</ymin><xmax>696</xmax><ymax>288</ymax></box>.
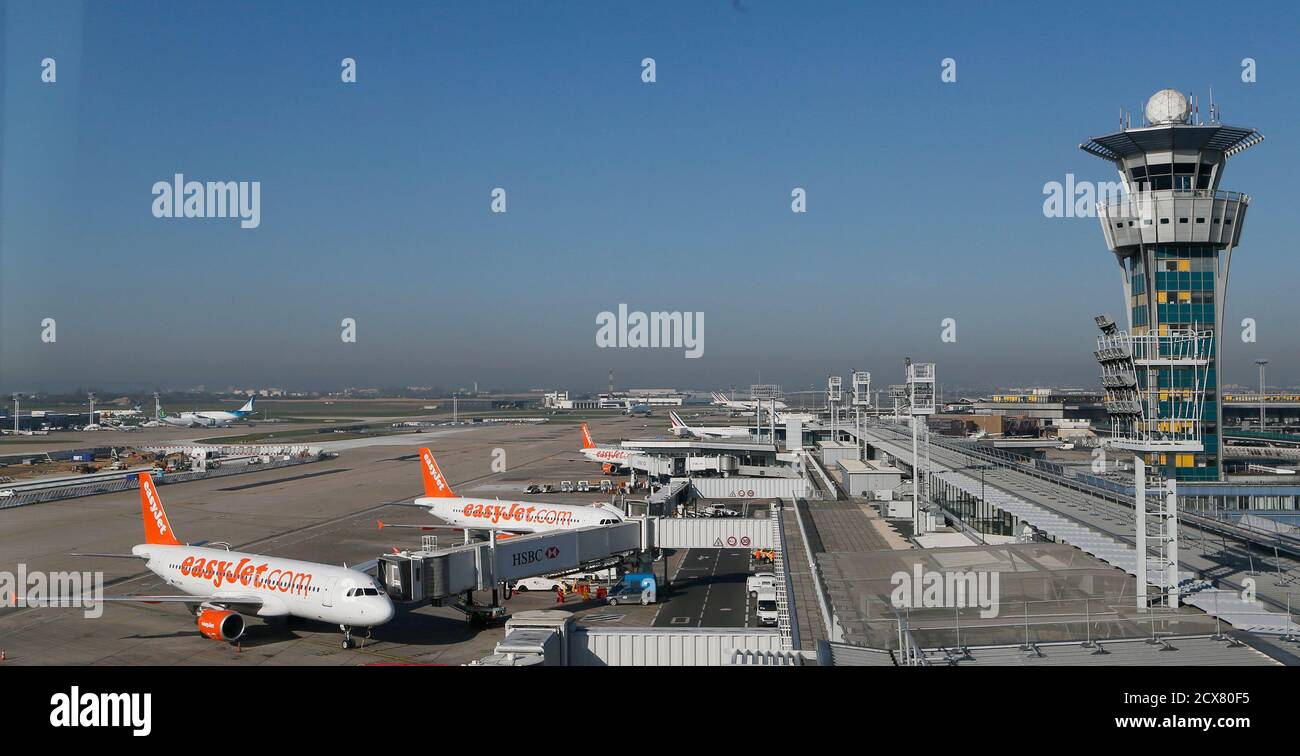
<box><xmin>321</xmin><ymin>576</ymin><xmax>338</xmax><ymax>607</ymax></box>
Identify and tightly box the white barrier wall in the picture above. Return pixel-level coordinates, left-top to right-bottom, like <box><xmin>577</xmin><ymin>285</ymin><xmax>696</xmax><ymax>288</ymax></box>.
<box><xmin>572</xmin><ymin>627</ymin><xmax>783</xmax><ymax>666</ymax></box>
<box><xmin>655</xmin><ymin>517</ymin><xmax>774</xmax><ymax>549</ymax></box>
<box><xmin>687</xmin><ymin>476</ymin><xmax>810</xmax><ymax>500</ymax></box>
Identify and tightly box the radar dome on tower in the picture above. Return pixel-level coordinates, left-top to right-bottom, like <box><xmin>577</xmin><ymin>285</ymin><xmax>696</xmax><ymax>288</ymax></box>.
<box><xmin>1144</xmin><ymin>88</ymin><xmax>1190</xmax><ymax>125</ymax></box>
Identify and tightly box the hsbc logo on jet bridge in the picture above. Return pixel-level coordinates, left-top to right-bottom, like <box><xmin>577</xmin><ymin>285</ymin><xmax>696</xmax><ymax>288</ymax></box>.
<box><xmin>498</xmin><ymin>535</ymin><xmax>578</xmax><ymax>581</ymax></box>
<box><xmin>511</xmin><ymin>546</ymin><xmax>560</xmax><ymax>568</ymax></box>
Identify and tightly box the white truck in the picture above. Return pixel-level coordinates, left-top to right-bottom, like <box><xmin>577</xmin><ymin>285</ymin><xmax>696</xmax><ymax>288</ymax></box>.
<box><xmin>746</xmin><ymin>572</ymin><xmax>776</xmax><ymax>597</ymax></box>
<box><xmin>756</xmin><ymin>588</ymin><xmax>779</xmax><ymax>626</ymax></box>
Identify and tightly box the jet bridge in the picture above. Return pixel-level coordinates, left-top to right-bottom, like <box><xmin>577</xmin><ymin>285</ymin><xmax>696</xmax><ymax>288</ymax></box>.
<box><xmin>377</xmin><ymin>520</ymin><xmax>653</xmax><ymax>606</ymax></box>
<box><xmin>376</xmin><ymin>513</ymin><xmax>786</xmax><ymax>625</ymax></box>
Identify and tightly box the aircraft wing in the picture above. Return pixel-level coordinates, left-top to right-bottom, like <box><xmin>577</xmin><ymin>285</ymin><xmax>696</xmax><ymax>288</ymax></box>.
<box><xmin>7</xmin><ymin>593</ymin><xmax>266</xmax><ymax>612</ymax></box>
<box><xmin>70</xmin><ymin>552</ymin><xmax>145</xmax><ymax>559</ymax></box>
<box><xmin>96</xmin><ymin>594</ymin><xmax>266</xmax><ymax>611</ymax></box>
<box><xmin>349</xmin><ymin>559</ymin><xmax>379</xmax><ymax>574</ymax></box>
<box><xmin>376</xmin><ymin>519</ymin><xmax>466</xmax><ymax>531</ymax></box>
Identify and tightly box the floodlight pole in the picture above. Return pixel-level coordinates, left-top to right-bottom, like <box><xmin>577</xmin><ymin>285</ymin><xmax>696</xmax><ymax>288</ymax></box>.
<box><xmin>1255</xmin><ymin>359</ymin><xmax>1268</xmax><ymax>431</ymax></box>
<box><xmin>856</xmin><ymin>404</ymin><xmax>862</xmax><ymax>460</ymax></box>
<box><xmin>1135</xmin><ymin>454</ymin><xmax>1147</xmax><ymax>608</ymax></box>
<box><xmin>912</xmin><ymin>416</ymin><xmax>920</xmax><ymax>533</ymax></box>
<box><xmin>1166</xmin><ymin>476</ymin><xmax>1179</xmax><ymax>608</ymax></box>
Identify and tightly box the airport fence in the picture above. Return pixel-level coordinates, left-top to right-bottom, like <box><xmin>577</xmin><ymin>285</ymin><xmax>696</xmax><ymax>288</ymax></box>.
<box><xmin>0</xmin><ymin>453</ymin><xmax>325</xmax><ymax>511</ymax></box>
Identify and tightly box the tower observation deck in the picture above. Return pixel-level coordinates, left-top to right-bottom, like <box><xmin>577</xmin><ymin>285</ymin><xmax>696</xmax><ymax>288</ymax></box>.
<box><xmin>1082</xmin><ymin>88</ymin><xmax>1264</xmax><ymax>482</ymax></box>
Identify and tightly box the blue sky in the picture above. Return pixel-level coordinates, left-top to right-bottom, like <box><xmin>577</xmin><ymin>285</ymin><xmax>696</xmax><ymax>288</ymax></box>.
<box><xmin>3</xmin><ymin>0</ymin><xmax>1298</xmax><ymax>393</ymax></box>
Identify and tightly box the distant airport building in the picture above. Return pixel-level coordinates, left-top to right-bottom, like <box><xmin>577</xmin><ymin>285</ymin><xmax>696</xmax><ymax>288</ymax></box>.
<box><xmin>597</xmin><ymin>392</ymin><xmax>684</xmax><ymax>408</ymax></box>
<box><xmin>543</xmin><ymin>391</ymin><xmax>599</xmax><ymax>410</ymax></box>
<box><xmin>1222</xmin><ymin>392</ymin><xmax>1300</xmax><ymax>428</ymax></box>
<box><xmin>967</xmin><ymin>388</ymin><xmax>1106</xmax><ymax>423</ymax></box>
<box><xmin>1082</xmin><ymin>88</ymin><xmax>1264</xmax><ymax>481</ymax></box>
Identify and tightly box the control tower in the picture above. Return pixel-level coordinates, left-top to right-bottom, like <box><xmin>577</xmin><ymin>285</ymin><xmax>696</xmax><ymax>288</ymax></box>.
<box><xmin>1081</xmin><ymin>89</ymin><xmax>1264</xmax><ymax>482</ymax></box>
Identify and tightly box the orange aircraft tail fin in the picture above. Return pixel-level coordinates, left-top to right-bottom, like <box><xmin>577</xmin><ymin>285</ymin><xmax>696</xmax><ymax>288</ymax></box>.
<box><xmin>418</xmin><ymin>448</ymin><xmax>455</xmax><ymax>498</ymax></box>
<box><xmin>139</xmin><ymin>473</ymin><xmax>181</xmax><ymax>546</ymax></box>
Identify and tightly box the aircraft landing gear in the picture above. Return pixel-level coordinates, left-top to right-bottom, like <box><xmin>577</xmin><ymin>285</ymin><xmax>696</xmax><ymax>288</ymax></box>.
<box><xmin>340</xmin><ymin>625</ymin><xmax>354</xmax><ymax>649</ymax></box>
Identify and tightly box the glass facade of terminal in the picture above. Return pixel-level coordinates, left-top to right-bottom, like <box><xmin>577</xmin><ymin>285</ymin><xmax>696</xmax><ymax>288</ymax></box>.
<box><xmin>1127</xmin><ymin>245</ymin><xmax>1220</xmax><ymax>481</ymax></box>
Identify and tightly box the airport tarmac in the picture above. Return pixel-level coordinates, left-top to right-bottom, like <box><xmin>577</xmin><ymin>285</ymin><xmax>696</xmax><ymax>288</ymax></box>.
<box><xmin>654</xmin><ymin>548</ymin><xmax>760</xmax><ymax>629</ymax></box>
<box><xmin>0</xmin><ymin>414</ymin><xmax>760</xmax><ymax>665</ymax></box>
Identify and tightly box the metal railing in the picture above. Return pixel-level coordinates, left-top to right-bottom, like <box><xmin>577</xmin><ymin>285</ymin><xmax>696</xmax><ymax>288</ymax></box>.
<box><xmin>771</xmin><ymin>502</ymin><xmax>797</xmax><ymax>651</ymax></box>
<box><xmin>1101</xmin><ymin>188</ymin><xmax>1250</xmax><ymax>215</ymax></box>
<box><xmin>852</xmin><ymin>595</ymin><xmax>1234</xmax><ymax>652</ymax></box>
<box><xmin>802</xmin><ymin>451</ymin><xmax>839</xmax><ymax>501</ymax></box>
<box><xmin>867</xmin><ymin>423</ymin><xmax>1300</xmax><ymax>559</ymax></box>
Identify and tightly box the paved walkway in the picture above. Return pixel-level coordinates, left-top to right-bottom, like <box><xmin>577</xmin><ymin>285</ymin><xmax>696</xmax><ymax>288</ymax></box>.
<box><xmin>806</xmin><ymin>500</ymin><xmax>893</xmax><ymax>553</ymax></box>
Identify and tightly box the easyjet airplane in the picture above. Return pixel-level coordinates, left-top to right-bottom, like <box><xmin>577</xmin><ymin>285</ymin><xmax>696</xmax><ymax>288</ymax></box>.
<box><xmin>379</xmin><ymin>448</ymin><xmax>626</xmax><ymax>536</ymax></box>
<box><xmin>579</xmin><ymin>422</ymin><xmax>636</xmax><ymax>473</ymax></box>
<box><xmin>49</xmin><ymin>473</ymin><xmax>394</xmax><ymax>649</ymax></box>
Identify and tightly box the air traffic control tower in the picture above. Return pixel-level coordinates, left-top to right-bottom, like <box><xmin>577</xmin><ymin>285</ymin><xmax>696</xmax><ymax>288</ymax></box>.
<box><xmin>1082</xmin><ymin>89</ymin><xmax>1263</xmax><ymax>481</ymax></box>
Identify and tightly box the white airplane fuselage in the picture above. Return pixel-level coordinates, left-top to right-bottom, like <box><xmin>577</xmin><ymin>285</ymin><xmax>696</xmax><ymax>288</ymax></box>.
<box><xmin>164</xmin><ymin>411</ymin><xmax>241</xmax><ymax>427</ymax></box>
<box><xmin>418</xmin><ymin>496</ymin><xmax>624</xmax><ymax>533</ymax></box>
<box><xmin>678</xmin><ymin>425</ymin><xmax>753</xmax><ymax>439</ymax></box>
<box><xmin>133</xmin><ymin>543</ymin><xmax>393</xmax><ymax>627</ymax></box>
<box><xmin>581</xmin><ymin>446</ymin><xmax>634</xmax><ymax>468</ymax></box>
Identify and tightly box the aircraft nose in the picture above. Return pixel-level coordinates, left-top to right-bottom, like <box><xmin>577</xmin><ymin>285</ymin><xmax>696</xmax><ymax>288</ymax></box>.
<box><xmin>377</xmin><ymin>597</ymin><xmax>395</xmax><ymax>625</ymax></box>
